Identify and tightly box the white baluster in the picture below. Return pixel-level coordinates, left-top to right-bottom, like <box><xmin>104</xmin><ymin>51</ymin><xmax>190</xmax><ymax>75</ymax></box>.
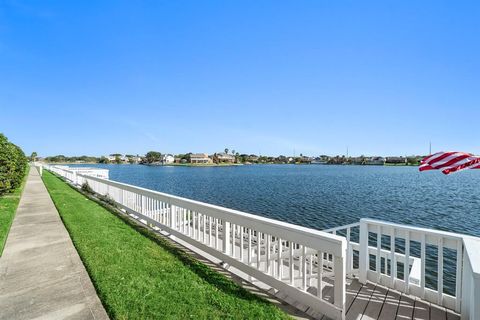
<box><xmin>317</xmin><ymin>250</ymin><xmax>323</xmax><ymax>298</ymax></box>
<box><xmin>438</xmin><ymin>237</ymin><xmax>444</xmax><ymax>306</ymax></box>
<box><xmin>404</xmin><ymin>230</ymin><xmax>410</xmax><ymax>293</ymax></box>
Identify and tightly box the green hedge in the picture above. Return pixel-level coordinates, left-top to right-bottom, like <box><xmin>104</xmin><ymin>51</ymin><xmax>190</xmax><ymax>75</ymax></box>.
<box><xmin>0</xmin><ymin>134</ymin><xmax>27</xmax><ymax>195</ymax></box>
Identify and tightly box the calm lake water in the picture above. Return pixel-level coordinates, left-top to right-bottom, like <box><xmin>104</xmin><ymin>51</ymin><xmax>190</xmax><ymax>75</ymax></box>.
<box><xmin>71</xmin><ymin>164</ymin><xmax>480</xmax><ymax>237</ymax></box>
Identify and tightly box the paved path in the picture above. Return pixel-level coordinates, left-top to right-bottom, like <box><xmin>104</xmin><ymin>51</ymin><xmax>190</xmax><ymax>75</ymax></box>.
<box><xmin>0</xmin><ymin>167</ymin><xmax>108</xmax><ymax>320</ymax></box>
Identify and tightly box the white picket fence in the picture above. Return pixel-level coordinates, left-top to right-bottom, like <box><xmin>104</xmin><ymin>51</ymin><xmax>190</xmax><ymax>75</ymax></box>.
<box><xmin>43</xmin><ymin>164</ymin><xmax>480</xmax><ymax>320</ymax></box>
<box><xmin>44</xmin><ymin>165</ymin><xmax>347</xmax><ymax>320</ymax></box>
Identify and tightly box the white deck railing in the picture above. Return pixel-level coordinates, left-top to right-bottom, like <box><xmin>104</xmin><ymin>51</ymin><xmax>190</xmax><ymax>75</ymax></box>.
<box><xmin>329</xmin><ymin>219</ymin><xmax>480</xmax><ymax>319</ymax></box>
<box><xmin>44</xmin><ymin>165</ymin><xmax>347</xmax><ymax>320</ymax></box>
<box><xmin>323</xmin><ymin>222</ymin><xmax>360</xmax><ymax>276</ymax></box>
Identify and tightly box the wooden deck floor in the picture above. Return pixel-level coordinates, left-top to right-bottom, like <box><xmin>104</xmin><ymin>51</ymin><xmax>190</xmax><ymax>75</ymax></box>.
<box><xmin>319</xmin><ymin>278</ymin><xmax>460</xmax><ymax>320</ymax></box>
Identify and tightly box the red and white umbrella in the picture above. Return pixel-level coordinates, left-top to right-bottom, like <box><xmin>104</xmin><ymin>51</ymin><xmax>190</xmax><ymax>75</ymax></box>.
<box><xmin>419</xmin><ymin>151</ymin><xmax>480</xmax><ymax>175</ymax></box>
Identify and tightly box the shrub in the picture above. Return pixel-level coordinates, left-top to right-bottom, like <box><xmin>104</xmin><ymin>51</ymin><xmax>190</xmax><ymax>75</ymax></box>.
<box><xmin>80</xmin><ymin>181</ymin><xmax>116</xmax><ymax>207</ymax></box>
<box><xmin>0</xmin><ymin>134</ymin><xmax>27</xmax><ymax>195</ymax></box>
<box><xmin>81</xmin><ymin>181</ymin><xmax>94</xmax><ymax>194</ymax></box>
<box><xmin>99</xmin><ymin>194</ymin><xmax>117</xmax><ymax>207</ymax></box>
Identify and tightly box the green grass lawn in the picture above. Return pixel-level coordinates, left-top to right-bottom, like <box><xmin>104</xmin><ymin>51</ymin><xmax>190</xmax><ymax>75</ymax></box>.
<box><xmin>42</xmin><ymin>171</ymin><xmax>289</xmax><ymax>320</ymax></box>
<box><xmin>0</xmin><ymin>166</ymin><xmax>29</xmax><ymax>256</ymax></box>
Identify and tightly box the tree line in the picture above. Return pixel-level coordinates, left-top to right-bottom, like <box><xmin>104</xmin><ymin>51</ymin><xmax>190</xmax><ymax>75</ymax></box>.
<box><xmin>0</xmin><ymin>134</ymin><xmax>27</xmax><ymax>195</ymax></box>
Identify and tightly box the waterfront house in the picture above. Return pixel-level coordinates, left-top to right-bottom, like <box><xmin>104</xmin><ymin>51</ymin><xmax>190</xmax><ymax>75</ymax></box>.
<box><xmin>385</xmin><ymin>156</ymin><xmax>407</xmax><ymax>164</ymax></box>
<box><xmin>297</xmin><ymin>156</ymin><xmax>312</xmax><ymax>164</ymax></box>
<box><xmin>352</xmin><ymin>157</ymin><xmax>365</xmax><ymax>165</ymax></box>
<box><xmin>311</xmin><ymin>157</ymin><xmax>328</xmax><ymax>164</ymax></box>
<box><xmin>276</xmin><ymin>155</ymin><xmax>287</xmax><ymax>163</ymax></box>
<box><xmin>365</xmin><ymin>156</ymin><xmax>386</xmax><ymax>165</ymax></box>
<box><xmin>162</xmin><ymin>154</ymin><xmax>175</xmax><ymax>164</ymax></box>
<box><xmin>190</xmin><ymin>153</ymin><xmax>212</xmax><ymax>164</ymax></box>
<box><xmin>107</xmin><ymin>154</ymin><xmax>130</xmax><ymax>163</ymax></box>
<box><xmin>215</xmin><ymin>152</ymin><xmax>235</xmax><ymax>163</ymax></box>
<box><xmin>129</xmin><ymin>155</ymin><xmax>143</xmax><ymax>164</ymax></box>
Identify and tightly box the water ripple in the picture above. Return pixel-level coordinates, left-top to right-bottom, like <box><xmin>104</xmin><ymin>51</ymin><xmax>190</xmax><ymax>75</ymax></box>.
<box><xmin>72</xmin><ymin>164</ymin><xmax>480</xmax><ymax>237</ymax></box>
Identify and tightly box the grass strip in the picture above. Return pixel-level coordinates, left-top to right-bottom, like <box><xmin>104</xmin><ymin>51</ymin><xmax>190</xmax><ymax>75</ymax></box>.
<box><xmin>0</xmin><ymin>165</ymin><xmax>30</xmax><ymax>256</ymax></box>
<box><xmin>42</xmin><ymin>171</ymin><xmax>289</xmax><ymax>319</ymax></box>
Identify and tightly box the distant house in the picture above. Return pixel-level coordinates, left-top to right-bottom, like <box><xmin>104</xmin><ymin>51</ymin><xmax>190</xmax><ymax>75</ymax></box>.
<box><xmin>352</xmin><ymin>157</ymin><xmax>365</xmax><ymax>165</ymax></box>
<box><xmin>162</xmin><ymin>154</ymin><xmax>175</xmax><ymax>164</ymax></box>
<box><xmin>190</xmin><ymin>153</ymin><xmax>212</xmax><ymax>164</ymax></box>
<box><xmin>130</xmin><ymin>156</ymin><xmax>142</xmax><ymax>164</ymax></box>
<box><xmin>107</xmin><ymin>154</ymin><xmax>129</xmax><ymax>163</ymax></box>
<box><xmin>247</xmin><ymin>155</ymin><xmax>259</xmax><ymax>162</ymax></box>
<box><xmin>276</xmin><ymin>156</ymin><xmax>287</xmax><ymax>163</ymax></box>
<box><xmin>385</xmin><ymin>156</ymin><xmax>407</xmax><ymax>164</ymax></box>
<box><xmin>215</xmin><ymin>152</ymin><xmax>235</xmax><ymax>163</ymax></box>
<box><xmin>300</xmin><ymin>156</ymin><xmax>313</xmax><ymax>164</ymax></box>
<box><xmin>365</xmin><ymin>157</ymin><xmax>385</xmax><ymax>165</ymax></box>
<box><xmin>311</xmin><ymin>157</ymin><xmax>328</xmax><ymax>164</ymax></box>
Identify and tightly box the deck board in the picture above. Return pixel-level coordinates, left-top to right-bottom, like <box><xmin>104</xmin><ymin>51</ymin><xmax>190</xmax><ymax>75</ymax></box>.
<box><xmin>430</xmin><ymin>304</ymin><xmax>447</xmax><ymax>320</ymax></box>
<box><xmin>346</xmin><ymin>279</ymin><xmax>363</xmax><ymax>311</ymax></box>
<box><xmin>413</xmin><ymin>298</ymin><xmax>430</xmax><ymax>320</ymax></box>
<box><xmin>377</xmin><ymin>288</ymin><xmax>401</xmax><ymax>320</ymax></box>
<box><xmin>346</xmin><ymin>282</ymin><xmax>376</xmax><ymax>320</ymax></box>
<box><xmin>361</xmin><ymin>285</ymin><xmax>388</xmax><ymax>320</ymax></box>
<box><xmin>446</xmin><ymin>309</ymin><xmax>460</xmax><ymax>320</ymax></box>
<box><xmin>396</xmin><ymin>293</ymin><xmax>415</xmax><ymax>319</ymax></box>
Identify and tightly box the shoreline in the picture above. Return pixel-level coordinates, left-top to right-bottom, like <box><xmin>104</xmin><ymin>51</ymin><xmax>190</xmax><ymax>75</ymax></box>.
<box><xmin>42</xmin><ymin>162</ymin><xmax>420</xmax><ymax>167</ymax></box>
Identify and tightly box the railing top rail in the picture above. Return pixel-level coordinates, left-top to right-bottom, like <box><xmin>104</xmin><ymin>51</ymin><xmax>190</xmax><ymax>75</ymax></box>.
<box><xmin>51</xmin><ymin>165</ymin><xmax>107</xmax><ymax>171</ymax></box>
<box><xmin>323</xmin><ymin>222</ymin><xmax>360</xmax><ymax>233</ymax></box>
<box><xmin>57</xmin><ymin>168</ymin><xmax>75</xmax><ymax>174</ymax></box>
<box><xmin>361</xmin><ymin>218</ymin><xmax>478</xmax><ymax>242</ymax></box>
<box><xmin>76</xmin><ymin>172</ymin><xmax>346</xmax><ymax>256</ymax></box>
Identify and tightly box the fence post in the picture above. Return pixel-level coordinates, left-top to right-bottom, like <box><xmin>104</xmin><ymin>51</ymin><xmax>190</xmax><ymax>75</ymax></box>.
<box><xmin>334</xmin><ymin>240</ymin><xmax>347</xmax><ymax>319</ymax></box>
<box><xmin>462</xmin><ymin>238</ymin><xmax>480</xmax><ymax>319</ymax></box>
<box><xmin>359</xmin><ymin>219</ymin><xmax>368</xmax><ymax>284</ymax></box>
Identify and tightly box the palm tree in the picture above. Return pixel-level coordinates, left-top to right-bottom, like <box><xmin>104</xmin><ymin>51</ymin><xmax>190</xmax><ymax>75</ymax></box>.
<box><xmin>224</xmin><ymin>148</ymin><xmax>229</xmax><ymax>154</ymax></box>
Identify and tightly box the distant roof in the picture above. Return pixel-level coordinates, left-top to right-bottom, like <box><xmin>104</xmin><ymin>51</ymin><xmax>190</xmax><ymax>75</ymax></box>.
<box><xmin>190</xmin><ymin>153</ymin><xmax>209</xmax><ymax>158</ymax></box>
<box><xmin>217</xmin><ymin>152</ymin><xmax>235</xmax><ymax>158</ymax></box>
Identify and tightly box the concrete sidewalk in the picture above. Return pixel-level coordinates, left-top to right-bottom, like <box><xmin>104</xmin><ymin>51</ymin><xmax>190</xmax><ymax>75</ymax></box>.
<box><xmin>0</xmin><ymin>167</ymin><xmax>108</xmax><ymax>320</ymax></box>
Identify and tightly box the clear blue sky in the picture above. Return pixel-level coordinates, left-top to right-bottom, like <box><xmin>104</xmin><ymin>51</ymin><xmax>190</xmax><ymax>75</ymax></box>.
<box><xmin>1</xmin><ymin>1</ymin><xmax>479</xmax><ymax>157</ymax></box>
